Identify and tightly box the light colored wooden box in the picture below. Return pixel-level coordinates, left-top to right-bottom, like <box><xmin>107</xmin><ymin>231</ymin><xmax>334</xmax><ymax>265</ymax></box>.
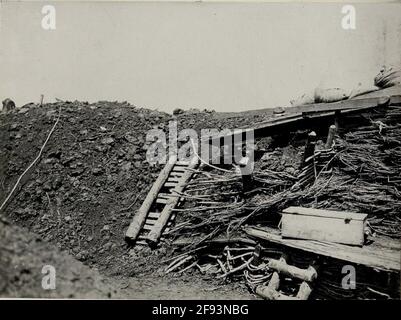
<box><xmin>281</xmin><ymin>207</ymin><xmax>368</xmax><ymax>246</ymax></box>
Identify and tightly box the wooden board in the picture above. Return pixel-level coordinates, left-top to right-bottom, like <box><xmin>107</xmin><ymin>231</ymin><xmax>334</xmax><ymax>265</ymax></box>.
<box><xmin>244</xmin><ymin>226</ymin><xmax>400</xmax><ymax>272</ymax></box>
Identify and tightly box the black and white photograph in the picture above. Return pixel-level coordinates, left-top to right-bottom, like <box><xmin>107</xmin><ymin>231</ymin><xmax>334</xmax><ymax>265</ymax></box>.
<box><xmin>0</xmin><ymin>0</ymin><xmax>400</xmax><ymax>307</ymax></box>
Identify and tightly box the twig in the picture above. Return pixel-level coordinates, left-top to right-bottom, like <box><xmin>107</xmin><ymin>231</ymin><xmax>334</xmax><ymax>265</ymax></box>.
<box><xmin>190</xmin><ymin>138</ymin><xmax>233</xmax><ymax>173</ymax></box>
<box><xmin>0</xmin><ymin>106</ymin><xmax>62</xmax><ymax>212</ymax></box>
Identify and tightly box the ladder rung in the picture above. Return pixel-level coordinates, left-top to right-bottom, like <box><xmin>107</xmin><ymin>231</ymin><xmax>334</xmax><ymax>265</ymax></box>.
<box><xmin>156</xmin><ymin>198</ymin><xmax>168</xmax><ymax>204</ymax></box>
<box><xmin>145</xmin><ymin>219</ymin><xmax>155</xmax><ymax>226</ymax></box>
<box><xmin>136</xmin><ymin>240</ymin><xmax>147</xmax><ymax>245</ymax></box>
<box><xmin>170</xmin><ymin>171</ymin><xmax>184</xmax><ymax>176</ymax></box>
<box><xmin>158</xmin><ymin>193</ymin><xmax>175</xmax><ymax>198</ymax></box>
<box><xmin>176</xmin><ymin>161</ymin><xmax>190</xmax><ymax>166</ymax></box>
<box><xmin>165</xmin><ymin>182</ymin><xmax>179</xmax><ymax>188</ymax></box>
<box><xmin>172</xmin><ymin>166</ymin><xmax>186</xmax><ymax>172</ymax></box>
<box><xmin>143</xmin><ymin>223</ymin><xmax>154</xmax><ymax>231</ymax></box>
<box><xmin>147</xmin><ymin>212</ymin><xmax>160</xmax><ymax>219</ymax></box>
<box><xmin>167</xmin><ymin>177</ymin><xmax>181</xmax><ymax>182</ymax></box>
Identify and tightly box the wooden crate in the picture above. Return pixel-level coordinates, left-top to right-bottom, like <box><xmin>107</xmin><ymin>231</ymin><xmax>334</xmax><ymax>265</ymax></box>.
<box><xmin>281</xmin><ymin>207</ymin><xmax>368</xmax><ymax>246</ymax></box>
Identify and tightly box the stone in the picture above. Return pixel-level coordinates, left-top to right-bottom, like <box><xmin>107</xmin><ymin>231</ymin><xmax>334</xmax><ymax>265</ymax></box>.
<box><xmin>2</xmin><ymin>98</ymin><xmax>16</xmax><ymax>112</ymax></box>
<box><xmin>101</xmin><ymin>137</ymin><xmax>114</xmax><ymax>145</ymax></box>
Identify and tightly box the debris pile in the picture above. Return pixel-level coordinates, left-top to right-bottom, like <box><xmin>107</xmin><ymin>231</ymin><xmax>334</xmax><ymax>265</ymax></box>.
<box><xmin>159</xmin><ymin>95</ymin><xmax>401</xmax><ymax>299</ymax></box>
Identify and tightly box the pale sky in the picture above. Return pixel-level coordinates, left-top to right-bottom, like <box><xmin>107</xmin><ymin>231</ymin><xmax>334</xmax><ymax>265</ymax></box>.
<box><xmin>1</xmin><ymin>1</ymin><xmax>400</xmax><ymax>112</ymax></box>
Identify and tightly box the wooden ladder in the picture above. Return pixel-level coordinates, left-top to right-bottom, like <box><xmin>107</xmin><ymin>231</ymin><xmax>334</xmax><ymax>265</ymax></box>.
<box><xmin>125</xmin><ymin>156</ymin><xmax>198</xmax><ymax>246</ymax></box>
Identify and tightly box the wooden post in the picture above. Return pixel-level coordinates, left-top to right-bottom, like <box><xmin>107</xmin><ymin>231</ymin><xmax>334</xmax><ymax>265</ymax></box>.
<box><xmin>325</xmin><ymin>125</ymin><xmax>337</xmax><ymax>149</ymax></box>
<box><xmin>40</xmin><ymin>94</ymin><xmax>44</xmax><ymax>106</ymax></box>
<box><xmin>239</xmin><ymin>156</ymin><xmax>253</xmax><ymax>195</ymax></box>
<box><xmin>125</xmin><ymin>155</ymin><xmax>177</xmax><ymax>243</ymax></box>
<box><xmin>334</xmin><ymin>110</ymin><xmax>341</xmax><ymax>131</ymax></box>
<box><xmin>301</xmin><ymin>131</ymin><xmax>316</xmax><ymax>168</ymax></box>
<box><xmin>251</xmin><ymin>244</ymin><xmax>262</xmax><ymax>265</ymax></box>
<box><xmin>146</xmin><ymin>157</ymin><xmax>198</xmax><ymax>245</ymax></box>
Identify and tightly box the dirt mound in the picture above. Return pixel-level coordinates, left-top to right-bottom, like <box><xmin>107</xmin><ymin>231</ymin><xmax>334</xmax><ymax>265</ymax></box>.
<box><xmin>0</xmin><ymin>101</ymin><xmax>175</xmax><ymax>275</ymax></box>
<box><xmin>0</xmin><ymin>217</ymin><xmax>120</xmax><ymax>298</ymax></box>
<box><xmin>0</xmin><ymin>216</ymin><xmax>251</xmax><ymax>299</ymax></box>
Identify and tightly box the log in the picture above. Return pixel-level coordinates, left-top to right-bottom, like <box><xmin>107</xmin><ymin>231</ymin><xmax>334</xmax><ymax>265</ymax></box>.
<box><xmin>296</xmin><ymin>282</ymin><xmax>312</xmax><ymax>300</ymax></box>
<box><xmin>256</xmin><ymin>272</ymin><xmax>282</xmax><ymax>300</ymax></box>
<box><xmin>267</xmin><ymin>257</ymin><xmax>317</xmax><ymax>282</ymax></box>
<box><xmin>125</xmin><ymin>155</ymin><xmax>177</xmax><ymax>242</ymax></box>
<box><xmin>256</xmin><ymin>272</ymin><xmax>299</xmax><ymax>300</ymax></box>
<box><xmin>147</xmin><ymin>157</ymin><xmax>198</xmax><ymax>244</ymax></box>
<box><xmin>256</xmin><ymin>271</ymin><xmax>313</xmax><ymax>300</ymax></box>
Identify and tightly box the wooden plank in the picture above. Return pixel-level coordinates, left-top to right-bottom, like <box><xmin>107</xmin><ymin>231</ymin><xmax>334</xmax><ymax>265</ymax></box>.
<box><xmin>282</xmin><ymin>207</ymin><xmax>368</xmax><ymax>221</ymax></box>
<box><xmin>125</xmin><ymin>155</ymin><xmax>177</xmax><ymax>242</ymax></box>
<box><xmin>147</xmin><ymin>157</ymin><xmax>198</xmax><ymax>244</ymax></box>
<box><xmin>251</xmin><ymin>114</ymin><xmax>303</xmax><ymax>132</ymax></box>
<box><xmin>390</xmin><ymin>95</ymin><xmax>401</xmax><ymax>106</ymax></box>
<box><xmin>301</xmin><ymin>96</ymin><xmax>390</xmax><ymax>115</ymax></box>
<box><xmin>244</xmin><ymin>226</ymin><xmax>400</xmax><ymax>271</ymax></box>
<box><xmin>203</xmin><ymin>91</ymin><xmax>400</xmax><ymax>145</ymax></box>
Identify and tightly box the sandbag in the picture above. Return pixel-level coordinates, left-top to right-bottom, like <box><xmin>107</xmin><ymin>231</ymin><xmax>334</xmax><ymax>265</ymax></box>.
<box><xmin>314</xmin><ymin>87</ymin><xmax>349</xmax><ymax>103</ymax></box>
<box><xmin>290</xmin><ymin>93</ymin><xmax>315</xmax><ymax>108</ymax></box>
<box><xmin>349</xmin><ymin>84</ymin><xmax>379</xmax><ymax>99</ymax></box>
<box><xmin>374</xmin><ymin>66</ymin><xmax>401</xmax><ymax>88</ymax></box>
<box><xmin>2</xmin><ymin>98</ymin><xmax>16</xmax><ymax>112</ymax></box>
